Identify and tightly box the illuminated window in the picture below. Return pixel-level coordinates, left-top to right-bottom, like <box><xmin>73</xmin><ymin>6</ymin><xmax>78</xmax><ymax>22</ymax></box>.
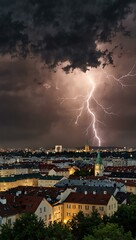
<box><xmin>67</xmin><ymin>212</ymin><xmax>71</xmax><ymax>216</ymax></box>
<box><xmin>67</xmin><ymin>204</ymin><xmax>71</xmax><ymax>209</ymax></box>
<box><xmin>73</xmin><ymin>213</ymin><xmax>77</xmax><ymax>216</ymax></box>
<box><xmin>72</xmin><ymin>205</ymin><xmax>76</xmax><ymax>209</ymax></box>
<box><xmin>85</xmin><ymin>205</ymin><xmax>89</xmax><ymax>210</ymax></box>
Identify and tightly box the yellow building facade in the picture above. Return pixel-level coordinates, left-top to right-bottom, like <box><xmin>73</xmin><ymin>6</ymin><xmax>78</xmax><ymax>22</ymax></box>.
<box><xmin>63</xmin><ymin>192</ymin><xmax>118</xmax><ymax>223</ymax></box>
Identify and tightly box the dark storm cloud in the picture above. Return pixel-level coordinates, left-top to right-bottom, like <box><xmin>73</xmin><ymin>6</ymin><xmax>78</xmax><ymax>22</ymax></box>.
<box><xmin>0</xmin><ymin>0</ymin><xmax>136</xmax><ymax>149</ymax></box>
<box><xmin>0</xmin><ymin>57</ymin><xmax>67</xmax><ymax>148</ymax></box>
<box><xmin>0</xmin><ymin>0</ymin><xmax>135</xmax><ymax>72</ymax></box>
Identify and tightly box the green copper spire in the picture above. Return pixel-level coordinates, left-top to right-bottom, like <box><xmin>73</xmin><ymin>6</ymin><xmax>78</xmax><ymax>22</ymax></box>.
<box><xmin>96</xmin><ymin>150</ymin><xmax>102</xmax><ymax>164</ymax></box>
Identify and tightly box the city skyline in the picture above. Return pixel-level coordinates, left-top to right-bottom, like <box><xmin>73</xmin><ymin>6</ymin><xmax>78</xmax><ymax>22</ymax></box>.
<box><xmin>0</xmin><ymin>1</ymin><xmax>136</xmax><ymax>148</ymax></box>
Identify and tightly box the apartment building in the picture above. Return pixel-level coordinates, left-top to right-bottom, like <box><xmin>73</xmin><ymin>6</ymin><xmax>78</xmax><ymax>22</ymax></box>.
<box><xmin>0</xmin><ymin>186</ymin><xmax>118</xmax><ymax>227</ymax></box>
<box><xmin>0</xmin><ymin>195</ymin><xmax>53</xmax><ymax>227</ymax></box>
<box><xmin>0</xmin><ymin>174</ymin><xmax>65</xmax><ymax>191</ymax></box>
<box><xmin>63</xmin><ymin>192</ymin><xmax>118</xmax><ymax>223</ymax></box>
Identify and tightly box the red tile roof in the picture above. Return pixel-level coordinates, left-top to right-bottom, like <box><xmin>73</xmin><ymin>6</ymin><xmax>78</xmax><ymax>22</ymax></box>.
<box><xmin>2</xmin><ymin>186</ymin><xmax>66</xmax><ymax>205</ymax></box>
<box><xmin>15</xmin><ymin>195</ymin><xmax>44</xmax><ymax>214</ymax></box>
<box><xmin>64</xmin><ymin>192</ymin><xmax>112</xmax><ymax>205</ymax></box>
<box><xmin>0</xmin><ymin>194</ymin><xmax>43</xmax><ymax>217</ymax></box>
<box><xmin>105</xmin><ymin>166</ymin><xmax>136</xmax><ymax>172</ymax></box>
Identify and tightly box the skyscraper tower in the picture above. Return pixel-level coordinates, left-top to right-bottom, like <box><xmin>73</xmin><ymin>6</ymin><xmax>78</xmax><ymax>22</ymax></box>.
<box><xmin>94</xmin><ymin>150</ymin><xmax>104</xmax><ymax>176</ymax></box>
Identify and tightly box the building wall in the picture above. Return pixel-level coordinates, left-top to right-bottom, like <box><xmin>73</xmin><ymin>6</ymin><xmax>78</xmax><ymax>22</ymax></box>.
<box><xmin>35</xmin><ymin>199</ymin><xmax>53</xmax><ymax>226</ymax></box>
<box><xmin>38</xmin><ymin>179</ymin><xmax>61</xmax><ymax>187</ymax></box>
<box><xmin>63</xmin><ymin>195</ymin><xmax>118</xmax><ymax>223</ymax></box>
<box><xmin>53</xmin><ymin>204</ymin><xmax>63</xmax><ymax>222</ymax></box>
<box><xmin>0</xmin><ymin>168</ymin><xmax>29</xmax><ymax>177</ymax></box>
<box><xmin>106</xmin><ymin>195</ymin><xmax>118</xmax><ymax>217</ymax></box>
<box><xmin>0</xmin><ymin>214</ymin><xmax>17</xmax><ymax>227</ymax></box>
<box><xmin>112</xmin><ymin>158</ymin><xmax>127</xmax><ymax>167</ymax></box>
<box><xmin>0</xmin><ymin>178</ymin><xmax>38</xmax><ymax>191</ymax></box>
<box><xmin>125</xmin><ymin>185</ymin><xmax>136</xmax><ymax>194</ymax></box>
<box><xmin>48</xmin><ymin>169</ymin><xmax>69</xmax><ymax>178</ymax></box>
<box><xmin>95</xmin><ymin>164</ymin><xmax>104</xmax><ymax>176</ymax></box>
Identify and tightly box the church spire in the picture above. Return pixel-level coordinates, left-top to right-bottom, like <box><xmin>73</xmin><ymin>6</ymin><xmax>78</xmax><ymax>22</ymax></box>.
<box><xmin>96</xmin><ymin>150</ymin><xmax>102</xmax><ymax>164</ymax></box>
<box><xmin>94</xmin><ymin>150</ymin><xmax>104</xmax><ymax>176</ymax></box>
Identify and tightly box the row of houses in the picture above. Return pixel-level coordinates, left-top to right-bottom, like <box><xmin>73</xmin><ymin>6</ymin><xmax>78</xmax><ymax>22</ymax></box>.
<box><xmin>0</xmin><ymin>173</ymin><xmax>65</xmax><ymax>191</ymax></box>
<box><xmin>0</xmin><ymin>185</ymin><xmax>119</xmax><ymax>227</ymax></box>
<box><xmin>0</xmin><ymin>152</ymin><xmax>136</xmax><ymax>228</ymax></box>
<box><xmin>0</xmin><ymin>163</ymin><xmax>77</xmax><ymax>178</ymax></box>
<box><xmin>1</xmin><ymin>170</ymin><xmax>136</xmax><ymax>194</ymax></box>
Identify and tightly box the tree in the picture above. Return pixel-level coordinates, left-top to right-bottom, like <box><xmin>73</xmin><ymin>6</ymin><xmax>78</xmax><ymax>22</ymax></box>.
<box><xmin>0</xmin><ymin>215</ymin><xmax>72</xmax><ymax>240</ymax></box>
<box><xmin>12</xmin><ymin>213</ymin><xmax>46</xmax><ymax>240</ymax></box>
<box><xmin>68</xmin><ymin>210</ymin><xmax>102</xmax><ymax>240</ymax></box>
<box><xmin>110</xmin><ymin>204</ymin><xmax>136</xmax><ymax>236</ymax></box>
<box><xmin>83</xmin><ymin>223</ymin><xmax>136</xmax><ymax>240</ymax></box>
<box><xmin>0</xmin><ymin>223</ymin><xmax>13</xmax><ymax>240</ymax></box>
<box><xmin>45</xmin><ymin>221</ymin><xmax>72</xmax><ymax>240</ymax></box>
<box><xmin>129</xmin><ymin>193</ymin><xmax>136</xmax><ymax>205</ymax></box>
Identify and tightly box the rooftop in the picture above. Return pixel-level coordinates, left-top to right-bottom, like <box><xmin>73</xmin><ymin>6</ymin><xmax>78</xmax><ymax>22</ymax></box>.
<box><xmin>64</xmin><ymin>192</ymin><xmax>112</xmax><ymax>205</ymax></box>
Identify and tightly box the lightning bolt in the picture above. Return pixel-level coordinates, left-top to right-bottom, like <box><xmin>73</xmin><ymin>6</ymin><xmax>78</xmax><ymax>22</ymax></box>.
<box><xmin>103</xmin><ymin>64</ymin><xmax>136</xmax><ymax>87</ymax></box>
<box><xmin>74</xmin><ymin>74</ymin><xmax>116</xmax><ymax>147</ymax></box>
<box><xmin>57</xmin><ymin>65</ymin><xmax>136</xmax><ymax>147</ymax></box>
<box><xmin>59</xmin><ymin>73</ymin><xmax>115</xmax><ymax>147</ymax></box>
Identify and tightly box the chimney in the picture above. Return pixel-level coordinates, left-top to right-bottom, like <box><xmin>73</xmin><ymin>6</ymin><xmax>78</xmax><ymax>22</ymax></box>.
<box><xmin>0</xmin><ymin>197</ymin><xmax>6</xmax><ymax>204</ymax></box>
<box><xmin>16</xmin><ymin>190</ymin><xmax>22</xmax><ymax>196</ymax></box>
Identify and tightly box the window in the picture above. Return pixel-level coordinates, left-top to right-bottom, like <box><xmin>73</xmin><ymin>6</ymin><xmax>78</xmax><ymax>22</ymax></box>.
<box><xmin>99</xmin><ymin>206</ymin><xmax>104</xmax><ymax>211</ymax></box>
<box><xmin>92</xmin><ymin>206</ymin><xmax>95</xmax><ymax>211</ymax></box>
<box><xmin>78</xmin><ymin>205</ymin><xmax>82</xmax><ymax>210</ymax></box>
<box><xmin>72</xmin><ymin>205</ymin><xmax>76</xmax><ymax>209</ymax></box>
<box><xmin>67</xmin><ymin>212</ymin><xmax>71</xmax><ymax>216</ymax></box>
<box><xmin>44</xmin><ymin>207</ymin><xmax>46</xmax><ymax>212</ymax></box>
<box><xmin>85</xmin><ymin>205</ymin><xmax>89</xmax><ymax>210</ymax></box>
<box><xmin>40</xmin><ymin>208</ymin><xmax>42</xmax><ymax>213</ymax></box>
<box><xmin>45</xmin><ymin>215</ymin><xmax>47</xmax><ymax>221</ymax></box>
<box><xmin>67</xmin><ymin>204</ymin><xmax>71</xmax><ymax>209</ymax></box>
<box><xmin>7</xmin><ymin>219</ymin><xmax>11</xmax><ymax>225</ymax></box>
<box><xmin>114</xmin><ymin>203</ymin><xmax>116</xmax><ymax>208</ymax></box>
<box><xmin>72</xmin><ymin>213</ymin><xmax>77</xmax><ymax>216</ymax></box>
<box><xmin>49</xmin><ymin>214</ymin><xmax>51</xmax><ymax>220</ymax></box>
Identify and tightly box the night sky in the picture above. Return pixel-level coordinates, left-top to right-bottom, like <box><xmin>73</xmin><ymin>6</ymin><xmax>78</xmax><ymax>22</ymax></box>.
<box><xmin>0</xmin><ymin>0</ymin><xmax>136</xmax><ymax>149</ymax></box>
